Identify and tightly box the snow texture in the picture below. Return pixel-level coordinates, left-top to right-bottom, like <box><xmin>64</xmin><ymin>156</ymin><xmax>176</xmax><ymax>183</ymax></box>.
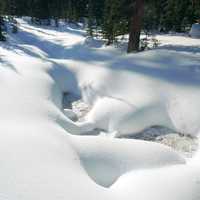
<box><xmin>0</xmin><ymin>17</ymin><xmax>200</xmax><ymax>200</ymax></box>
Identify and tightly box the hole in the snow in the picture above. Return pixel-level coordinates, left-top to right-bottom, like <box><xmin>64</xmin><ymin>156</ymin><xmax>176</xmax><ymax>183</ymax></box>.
<box><xmin>62</xmin><ymin>92</ymin><xmax>90</xmax><ymax>121</ymax></box>
<box><xmin>62</xmin><ymin>92</ymin><xmax>80</xmax><ymax>109</ymax></box>
<box><xmin>62</xmin><ymin>92</ymin><xmax>101</xmax><ymax>135</ymax></box>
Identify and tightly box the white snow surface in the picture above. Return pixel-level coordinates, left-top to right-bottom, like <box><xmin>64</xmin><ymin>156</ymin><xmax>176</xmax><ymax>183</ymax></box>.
<box><xmin>0</xmin><ymin>18</ymin><xmax>200</xmax><ymax>199</ymax></box>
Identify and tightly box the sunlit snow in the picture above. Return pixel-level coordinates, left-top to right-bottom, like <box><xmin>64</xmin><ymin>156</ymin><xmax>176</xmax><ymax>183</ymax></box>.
<box><xmin>0</xmin><ymin>18</ymin><xmax>200</xmax><ymax>200</ymax></box>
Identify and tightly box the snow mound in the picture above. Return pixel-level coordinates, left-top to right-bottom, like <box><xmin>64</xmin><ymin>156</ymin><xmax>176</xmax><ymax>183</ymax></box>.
<box><xmin>85</xmin><ymin>96</ymin><xmax>137</xmax><ymax>134</ymax></box>
<box><xmin>64</xmin><ymin>95</ymin><xmax>198</xmax><ymax>157</ymax></box>
<box><xmin>71</xmin><ymin>136</ymin><xmax>185</xmax><ymax>187</ymax></box>
<box><xmin>1</xmin><ymin>18</ymin><xmax>200</xmax><ymax>200</ymax></box>
<box><xmin>111</xmin><ymin>165</ymin><xmax>200</xmax><ymax>200</ymax></box>
<box><xmin>189</xmin><ymin>23</ymin><xmax>200</xmax><ymax>38</ymax></box>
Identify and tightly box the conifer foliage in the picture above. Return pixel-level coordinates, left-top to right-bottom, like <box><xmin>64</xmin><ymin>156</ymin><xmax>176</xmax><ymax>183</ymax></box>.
<box><xmin>0</xmin><ymin>0</ymin><xmax>6</xmax><ymax>41</ymax></box>
<box><xmin>0</xmin><ymin>0</ymin><xmax>200</xmax><ymax>51</ymax></box>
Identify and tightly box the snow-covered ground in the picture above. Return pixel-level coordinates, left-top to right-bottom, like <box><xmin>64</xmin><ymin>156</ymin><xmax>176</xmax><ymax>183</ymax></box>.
<box><xmin>0</xmin><ymin>18</ymin><xmax>200</xmax><ymax>199</ymax></box>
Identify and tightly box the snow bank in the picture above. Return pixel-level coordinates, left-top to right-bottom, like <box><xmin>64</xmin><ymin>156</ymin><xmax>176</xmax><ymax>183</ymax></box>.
<box><xmin>1</xmin><ymin>18</ymin><xmax>200</xmax><ymax>200</ymax></box>
<box><xmin>58</xmin><ymin>49</ymin><xmax>200</xmax><ymax>137</ymax></box>
<box><xmin>189</xmin><ymin>23</ymin><xmax>200</xmax><ymax>38</ymax></box>
<box><xmin>71</xmin><ymin>136</ymin><xmax>185</xmax><ymax>187</ymax></box>
<box><xmin>111</xmin><ymin>165</ymin><xmax>200</xmax><ymax>200</ymax></box>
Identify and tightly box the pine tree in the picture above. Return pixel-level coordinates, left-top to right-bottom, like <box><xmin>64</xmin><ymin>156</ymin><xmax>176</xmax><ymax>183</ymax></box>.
<box><xmin>127</xmin><ymin>0</ymin><xmax>145</xmax><ymax>52</ymax></box>
<box><xmin>87</xmin><ymin>0</ymin><xmax>105</xmax><ymax>37</ymax></box>
<box><xmin>0</xmin><ymin>16</ymin><xmax>5</xmax><ymax>41</ymax></box>
<box><xmin>102</xmin><ymin>0</ymin><xmax>128</xmax><ymax>45</ymax></box>
<box><xmin>193</xmin><ymin>0</ymin><xmax>200</xmax><ymax>22</ymax></box>
<box><xmin>87</xmin><ymin>0</ymin><xmax>94</xmax><ymax>36</ymax></box>
<box><xmin>0</xmin><ymin>0</ymin><xmax>6</xmax><ymax>41</ymax></box>
<box><xmin>143</xmin><ymin>1</ymin><xmax>157</xmax><ymax>32</ymax></box>
<box><xmin>0</xmin><ymin>0</ymin><xmax>199</xmax><ymax>47</ymax></box>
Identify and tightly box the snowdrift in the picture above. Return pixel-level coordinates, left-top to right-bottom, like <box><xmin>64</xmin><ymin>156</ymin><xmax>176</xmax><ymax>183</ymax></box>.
<box><xmin>71</xmin><ymin>136</ymin><xmax>185</xmax><ymax>187</ymax></box>
<box><xmin>0</xmin><ymin>18</ymin><xmax>200</xmax><ymax>200</ymax></box>
<box><xmin>55</xmin><ymin>50</ymin><xmax>200</xmax><ymax>137</ymax></box>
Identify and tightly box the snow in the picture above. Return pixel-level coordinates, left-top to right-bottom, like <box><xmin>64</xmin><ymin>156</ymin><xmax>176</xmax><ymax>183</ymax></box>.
<box><xmin>111</xmin><ymin>165</ymin><xmax>200</xmax><ymax>200</ymax></box>
<box><xmin>0</xmin><ymin>17</ymin><xmax>200</xmax><ymax>199</ymax></box>
<box><xmin>189</xmin><ymin>23</ymin><xmax>200</xmax><ymax>38</ymax></box>
<box><xmin>71</xmin><ymin>136</ymin><xmax>185</xmax><ymax>187</ymax></box>
<box><xmin>73</xmin><ymin>50</ymin><xmax>200</xmax><ymax>137</ymax></box>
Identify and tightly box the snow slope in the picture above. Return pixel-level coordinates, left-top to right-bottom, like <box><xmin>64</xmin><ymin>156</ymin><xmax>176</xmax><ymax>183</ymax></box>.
<box><xmin>0</xmin><ymin>18</ymin><xmax>200</xmax><ymax>199</ymax></box>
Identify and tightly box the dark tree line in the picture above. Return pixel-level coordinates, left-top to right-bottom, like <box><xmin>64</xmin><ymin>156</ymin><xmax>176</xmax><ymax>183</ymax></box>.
<box><xmin>0</xmin><ymin>0</ymin><xmax>200</xmax><ymax>51</ymax></box>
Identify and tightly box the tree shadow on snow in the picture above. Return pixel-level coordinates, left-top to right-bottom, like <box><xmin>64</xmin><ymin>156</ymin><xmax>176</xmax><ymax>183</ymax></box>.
<box><xmin>0</xmin><ymin>55</ymin><xmax>19</xmax><ymax>73</ymax></box>
<box><xmin>106</xmin><ymin>49</ymin><xmax>200</xmax><ymax>87</ymax></box>
<box><xmin>6</xmin><ymin>27</ymin><xmax>113</xmax><ymax>62</ymax></box>
<box><xmin>157</xmin><ymin>44</ymin><xmax>200</xmax><ymax>54</ymax></box>
<box><xmin>21</xmin><ymin>18</ymin><xmax>85</xmax><ymax>37</ymax></box>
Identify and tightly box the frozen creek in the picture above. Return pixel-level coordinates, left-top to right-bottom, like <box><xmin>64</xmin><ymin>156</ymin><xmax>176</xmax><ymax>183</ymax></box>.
<box><xmin>63</xmin><ymin>93</ymin><xmax>199</xmax><ymax>158</ymax></box>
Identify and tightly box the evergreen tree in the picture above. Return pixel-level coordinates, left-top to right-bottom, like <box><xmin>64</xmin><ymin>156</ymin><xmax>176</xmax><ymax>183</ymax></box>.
<box><xmin>0</xmin><ymin>16</ymin><xmax>5</xmax><ymax>41</ymax></box>
<box><xmin>102</xmin><ymin>0</ymin><xmax>128</xmax><ymax>45</ymax></box>
<box><xmin>127</xmin><ymin>0</ymin><xmax>145</xmax><ymax>52</ymax></box>
<box><xmin>0</xmin><ymin>0</ymin><xmax>6</xmax><ymax>41</ymax></box>
<box><xmin>87</xmin><ymin>0</ymin><xmax>105</xmax><ymax>37</ymax></box>
<box><xmin>0</xmin><ymin>0</ymin><xmax>200</xmax><ymax>48</ymax></box>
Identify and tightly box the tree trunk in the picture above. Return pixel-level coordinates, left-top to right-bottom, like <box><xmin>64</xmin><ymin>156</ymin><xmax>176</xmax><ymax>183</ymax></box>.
<box><xmin>0</xmin><ymin>16</ymin><xmax>4</xmax><ymax>40</ymax></box>
<box><xmin>0</xmin><ymin>25</ymin><xmax>3</xmax><ymax>40</ymax></box>
<box><xmin>0</xmin><ymin>16</ymin><xmax>6</xmax><ymax>41</ymax></box>
<box><xmin>127</xmin><ymin>0</ymin><xmax>145</xmax><ymax>53</ymax></box>
<box><xmin>55</xmin><ymin>17</ymin><xmax>59</xmax><ymax>27</ymax></box>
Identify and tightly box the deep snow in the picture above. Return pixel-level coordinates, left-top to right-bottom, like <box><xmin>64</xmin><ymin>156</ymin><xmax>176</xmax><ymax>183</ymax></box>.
<box><xmin>0</xmin><ymin>18</ymin><xmax>200</xmax><ymax>199</ymax></box>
